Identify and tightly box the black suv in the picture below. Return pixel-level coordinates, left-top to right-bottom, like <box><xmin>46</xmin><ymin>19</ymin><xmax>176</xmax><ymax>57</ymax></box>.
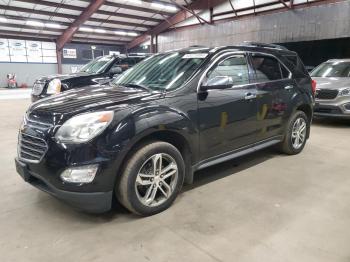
<box><xmin>31</xmin><ymin>53</ymin><xmax>149</xmax><ymax>102</ymax></box>
<box><xmin>16</xmin><ymin>43</ymin><xmax>314</xmax><ymax>216</ymax></box>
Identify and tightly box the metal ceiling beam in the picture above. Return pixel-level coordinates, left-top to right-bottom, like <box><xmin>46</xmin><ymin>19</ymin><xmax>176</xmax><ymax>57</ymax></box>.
<box><xmin>169</xmin><ymin>0</ymin><xmax>210</xmax><ymax>24</ymax></box>
<box><xmin>0</xmin><ymin>22</ymin><xmax>63</xmax><ymax>33</ymax></box>
<box><xmin>72</xmin><ymin>37</ymin><xmax>127</xmax><ymax>45</ymax></box>
<box><xmin>79</xmin><ymin>0</ymin><xmax>174</xmax><ymax>16</ymax></box>
<box><xmin>212</xmin><ymin>0</ymin><xmax>293</xmax><ymax>17</ymax></box>
<box><xmin>0</xmin><ymin>29</ymin><xmax>58</xmax><ymax>39</ymax></box>
<box><xmin>0</xmin><ymin>4</ymin><xmax>151</xmax><ymax>29</ymax></box>
<box><xmin>56</xmin><ymin>0</ymin><xmax>107</xmax><ymax>50</ymax></box>
<box><xmin>0</xmin><ymin>14</ymin><xmax>145</xmax><ymax>34</ymax></box>
<box><xmin>279</xmin><ymin>0</ymin><xmax>291</xmax><ymax>9</ymax></box>
<box><xmin>127</xmin><ymin>0</ymin><xmax>227</xmax><ymax>49</ymax></box>
<box><xmin>14</xmin><ymin>0</ymin><xmax>162</xmax><ymax>23</ymax></box>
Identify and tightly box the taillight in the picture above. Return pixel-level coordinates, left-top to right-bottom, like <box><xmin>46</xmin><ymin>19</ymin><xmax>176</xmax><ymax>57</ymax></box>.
<box><xmin>311</xmin><ymin>80</ymin><xmax>317</xmax><ymax>95</ymax></box>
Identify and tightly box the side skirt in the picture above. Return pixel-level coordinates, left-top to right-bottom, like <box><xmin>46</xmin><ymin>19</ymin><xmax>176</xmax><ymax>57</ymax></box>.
<box><xmin>193</xmin><ymin>136</ymin><xmax>283</xmax><ymax>173</ymax></box>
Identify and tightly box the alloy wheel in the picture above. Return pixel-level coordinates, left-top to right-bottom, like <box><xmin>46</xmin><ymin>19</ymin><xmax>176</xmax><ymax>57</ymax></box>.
<box><xmin>291</xmin><ymin>117</ymin><xmax>307</xmax><ymax>149</ymax></box>
<box><xmin>135</xmin><ymin>153</ymin><xmax>178</xmax><ymax>207</ymax></box>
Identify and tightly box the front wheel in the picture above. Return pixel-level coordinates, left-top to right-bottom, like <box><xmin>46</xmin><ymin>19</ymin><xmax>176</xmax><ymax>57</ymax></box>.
<box><xmin>278</xmin><ymin>110</ymin><xmax>309</xmax><ymax>155</ymax></box>
<box><xmin>117</xmin><ymin>141</ymin><xmax>185</xmax><ymax>216</ymax></box>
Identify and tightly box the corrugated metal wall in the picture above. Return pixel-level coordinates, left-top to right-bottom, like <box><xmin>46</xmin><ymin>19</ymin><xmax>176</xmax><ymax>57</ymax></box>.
<box><xmin>158</xmin><ymin>1</ymin><xmax>350</xmax><ymax>51</ymax></box>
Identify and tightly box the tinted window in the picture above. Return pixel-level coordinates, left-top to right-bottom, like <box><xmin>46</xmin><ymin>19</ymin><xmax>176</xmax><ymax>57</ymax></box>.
<box><xmin>206</xmin><ymin>55</ymin><xmax>249</xmax><ymax>86</ymax></box>
<box><xmin>251</xmin><ymin>55</ymin><xmax>288</xmax><ymax>82</ymax></box>
<box><xmin>111</xmin><ymin>57</ymin><xmax>136</xmax><ymax>72</ymax></box>
<box><xmin>284</xmin><ymin>55</ymin><xmax>308</xmax><ymax>76</ymax></box>
<box><xmin>79</xmin><ymin>56</ymin><xmax>114</xmax><ymax>74</ymax></box>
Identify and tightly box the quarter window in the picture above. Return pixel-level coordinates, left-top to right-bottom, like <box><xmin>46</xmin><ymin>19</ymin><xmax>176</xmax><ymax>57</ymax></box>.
<box><xmin>251</xmin><ymin>55</ymin><xmax>290</xmax><ymax>82</ymax></box>
<box><xmin>206</xmin><ymin>55</ymin><xmax>250</xmax><ymax>87</ymax></box>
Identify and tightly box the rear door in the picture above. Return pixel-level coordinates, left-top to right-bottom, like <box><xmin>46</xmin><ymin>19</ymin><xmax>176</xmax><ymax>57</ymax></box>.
<box><xmin>249</xmin><ymin>53</ymin><xmax>296</xmax><ymax>141</ymax></box>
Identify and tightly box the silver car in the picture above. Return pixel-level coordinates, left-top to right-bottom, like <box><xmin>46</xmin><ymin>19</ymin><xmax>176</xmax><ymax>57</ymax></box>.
<box><xmin>311</xmin><ymin>59</ymin><xmax>350</xmax><ymax>118</ymax></box>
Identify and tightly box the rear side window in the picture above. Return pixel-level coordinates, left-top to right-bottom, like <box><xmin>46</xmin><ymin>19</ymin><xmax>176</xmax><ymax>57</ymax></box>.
<box><xmin>251</xmin><ymin>55</ymin><xmax>290</xmax><ymax>82</ymax></box>
<box><xmin>284</xmin><ymin>55</ymin><xmax>309</xmax><ymax>76</ymax></box>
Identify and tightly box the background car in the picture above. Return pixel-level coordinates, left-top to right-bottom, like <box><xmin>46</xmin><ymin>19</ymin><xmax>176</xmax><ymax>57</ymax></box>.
<box><xmin>311</xmin><ymin>59</ymin><xmax>350</xmax><ymax>118</ymax></box>
<box><xmin>31</xmin><ymin>53</ymin><xmax>150</xmax><ymax>102</ymax></box>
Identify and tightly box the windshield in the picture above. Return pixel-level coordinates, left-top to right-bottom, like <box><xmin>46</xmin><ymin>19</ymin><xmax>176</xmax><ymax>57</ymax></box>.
<box><xmin>311</xmin><ymin>62</ymin><xmax>350</xmax><ymax>77</ymax></box>
<box><xmin>113</xmin><ymin>52</ymin><xmax>207</xmax><ymax>91</ymax></box>
<box><xmin>79</xmin><ymin>56</ymin><xmax>114</xmax><ymax>74</ymax></box>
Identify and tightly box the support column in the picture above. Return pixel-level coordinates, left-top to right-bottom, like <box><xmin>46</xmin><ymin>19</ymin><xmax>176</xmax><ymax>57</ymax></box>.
<box><xmin>57</xmin><ymin>49</ymin><xmax>62</xmax><ymax>74</ymax></box>
<box><xmin>150</xmin><ymin>34</ymin><xmax>158</xmax><ymax>53</ymax></box>
<box><xmin>150</xmin><ymin>34</ymin><xmax>155</xmax><ymax>54</ymax></box>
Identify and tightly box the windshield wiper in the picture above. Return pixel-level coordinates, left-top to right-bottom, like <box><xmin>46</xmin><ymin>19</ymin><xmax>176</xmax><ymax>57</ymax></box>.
<box><xmin>122</xmin><ymin>83</ymin><xmax>153</xmax><ymax>92</ymax></box>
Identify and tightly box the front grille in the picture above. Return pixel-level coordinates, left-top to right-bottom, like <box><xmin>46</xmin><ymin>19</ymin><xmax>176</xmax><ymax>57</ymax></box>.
<box><xmin>316</xmin><ymin>89</ymin><xmax>338</xmax><ymax>100</ymax></box>
<box><xmin>18</xmin><ymin>133</ymin><xmax>48</xmax><ymax>163</ymax></box>
<box><xmin>32</xmin><ymin>81</ymin><xmax>46</xmax><ymax>96</ymax></box>
<box><xmin>26</xmin><ymin>116</ymin><xmax>53</xmax><ymax>130</ymax></box>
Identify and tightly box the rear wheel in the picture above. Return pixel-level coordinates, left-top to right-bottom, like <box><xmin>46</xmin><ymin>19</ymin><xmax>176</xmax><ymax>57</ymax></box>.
<box><xmin>117</xmin><ymin>141</ymin><xmax>185</xmax><ymax>216</ymax></box>
<box><xmin>279</xmin><ymin>110</ymin><xmax>309</xmax><ymax>155</ymax></box>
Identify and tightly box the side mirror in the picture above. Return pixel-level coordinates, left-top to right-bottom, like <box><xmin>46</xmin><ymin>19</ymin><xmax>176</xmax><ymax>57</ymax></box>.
<box><xmin>109</xmin><ymin>66</ymin><xmax>123</xmax><ymax>76</ymax></box>
<box><xmin>200</xmin><ymin>76</ymin><xmax>233</xmax><ymax>91</ymax></box>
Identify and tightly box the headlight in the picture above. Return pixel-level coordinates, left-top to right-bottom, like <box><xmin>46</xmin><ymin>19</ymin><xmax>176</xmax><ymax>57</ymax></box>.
<box><xmin>47</xmin><ymin>79</ymin><xmax>61</xmax><ymax>94</ymax></box>
<box><xmin>340</xmin><ymin>88</ymin><xmax>350</xmax><ymax>96</ymax></box>
<box><xmin>55</xmin><ymin>111</ymin><xmax>114</xmax><ymax>143</ymax></box>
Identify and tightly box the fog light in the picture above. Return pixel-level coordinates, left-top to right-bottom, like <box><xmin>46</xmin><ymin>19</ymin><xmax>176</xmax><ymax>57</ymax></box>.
<box><xmin>344</xmin><ymin>103</ymin><xmax>350</xmax><ymax>111</ymax></box>
<box><xmin>60</xmin><ymin>165</ymin><xmax>98</xmax><ymax>183</ymax></box>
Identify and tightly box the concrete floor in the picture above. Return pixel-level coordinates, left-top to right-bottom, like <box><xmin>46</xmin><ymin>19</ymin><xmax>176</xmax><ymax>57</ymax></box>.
<box><xmin>1</xmin><ymin>98</ymin><xmax>350</xmax><ymax>262</ymax></box>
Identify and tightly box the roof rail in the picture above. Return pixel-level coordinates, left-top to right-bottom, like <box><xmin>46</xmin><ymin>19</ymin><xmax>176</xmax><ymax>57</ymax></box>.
<box><xmin>241</xmin><ymin>42</ymin><xmax>288</xmax><ymax>51</ymax></box>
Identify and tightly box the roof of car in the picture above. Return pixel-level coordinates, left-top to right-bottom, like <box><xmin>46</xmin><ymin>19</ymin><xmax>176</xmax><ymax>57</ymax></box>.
<box><xmin>326</xmin><ymin>59</ymin><xmax>350</xmax><ymax>63</ymax></box>
<box><xmin>165</xmin><ymin>43</ymin><xmax>296</xmax><ymax>57</ymax></box>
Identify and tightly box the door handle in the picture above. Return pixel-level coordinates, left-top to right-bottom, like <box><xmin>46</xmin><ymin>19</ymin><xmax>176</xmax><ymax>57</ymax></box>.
<box><xmin>284</xmin><ymin>85</ymin><xmax>294</xmax><ymax>90</ymax></box>
<box><xmin>244</xmin><ymin>93</ymin><xmax>257</xmax><ymax>100</ymax></box>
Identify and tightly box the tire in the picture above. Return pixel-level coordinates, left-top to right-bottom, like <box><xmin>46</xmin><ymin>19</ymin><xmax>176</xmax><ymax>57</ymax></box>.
<box><xmin>116</xmin><ymin>141</ymin><xmax>185</xmax><ymax>216</ymax></box>
<box><xmin>278</xmin><ymin>110</ymin><xmax>309</xmax><ymax>155</ymax></box>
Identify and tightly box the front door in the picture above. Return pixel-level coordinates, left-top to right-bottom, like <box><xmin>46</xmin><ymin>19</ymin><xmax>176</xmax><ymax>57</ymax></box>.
<box><xmin>197</xmin><ymin>53</ymin><xmax>259</xmax><ymax>161</ymax></box>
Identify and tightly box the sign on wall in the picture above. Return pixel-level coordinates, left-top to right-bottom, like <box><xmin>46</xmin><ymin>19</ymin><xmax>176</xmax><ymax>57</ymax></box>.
<box><xmin>63</xmin><ymin>48</ymin><xmax>77</xmax><ymax>59</ymax></box>
<box><xmin>0</xmin><ymin>38</ymin><xmax>10</xmax><ymax>62</ymax></box>
<box><xmin>9</xmin><ymin>39</ymin><xmax>27</xmax><ymax>62</ymax></box>
<box><xmin>26</xmin><ymin>41</ymin><xmax>42</xmax><ymax>62</ymax></box>
<box><xmin>0</xmin><ymin>39</ymin><xmax>57</xmax><ymax>63</ymax></box>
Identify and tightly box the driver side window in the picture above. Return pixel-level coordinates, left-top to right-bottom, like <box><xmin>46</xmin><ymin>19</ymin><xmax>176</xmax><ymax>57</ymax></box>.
<box><xmin>206</xmin><ymin>55</ymin><xmax>249</xmax><ymax>87</ymax></box>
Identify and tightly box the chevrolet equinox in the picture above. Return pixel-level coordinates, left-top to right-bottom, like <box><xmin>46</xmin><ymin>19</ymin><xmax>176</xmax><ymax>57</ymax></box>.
<box><xmin>15</xmin><ymin>43</ymin><xmax>314</xmax><ymax>216</ymax></box>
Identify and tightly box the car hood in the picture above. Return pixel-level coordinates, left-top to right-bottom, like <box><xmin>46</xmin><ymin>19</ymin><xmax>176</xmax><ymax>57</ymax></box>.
<box><xmin>28</xmin><ymin>85</ymin><xmax>162</xmax><ymax>119</ymax></box>
<box><xmin>36</xmin><ymin>72</ymin><xmax>92</xmax><ymax>82</ymax></box>
<box><xmin>312</xmin><ymin>77</ymin><xmax>350</xmax><ymax>90</ymax></box>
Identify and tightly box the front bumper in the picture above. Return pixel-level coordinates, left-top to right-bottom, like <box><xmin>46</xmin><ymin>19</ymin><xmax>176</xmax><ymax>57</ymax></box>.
<box><xmin>15</xmin><ymin>158</ymin><xmax>113</xmax><ymax>213</ymax></box>
<box><xmin>314</xmin><ymin>98</ymin><xmax>350</xmax><ymax>118</ymax></box>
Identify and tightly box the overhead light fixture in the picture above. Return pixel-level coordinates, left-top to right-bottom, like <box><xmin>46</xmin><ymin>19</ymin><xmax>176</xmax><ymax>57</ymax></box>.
<box><xmin>26</xmin><ymin>20</ymin><xmax>44</xmax><ymax>27</ymax></box>
<box><xmin>95</xmin><ymin>28</ymin><xmax>106</xmax><ymax>34</ymax></box>
<box><xmin>79</xmin><ymin>27</ymin><xmax>93</xmax><ymax>32</ymax></box>
<box><xmin>114</xmin><ymin>30</ymin><xmax>127</xmax><ymax>36</ymax></box>
<box><xmin>127</xmin><ymin>32</ymin><xmax>138</xmax><ymax>37</ymax></box>
<box><xmin>45</xmin><ymin>23</ymin><xmax>61</xmax><ymax>29</ymax></box>
<box><xmin>0</xmin><ymin>17</ymin><xmax>7</xmax><ymax>23</ymax></box>
<box><xmin>151</xmin><ymin>2</ymin><xmax>177</xmax><ymax>11</ymax></box>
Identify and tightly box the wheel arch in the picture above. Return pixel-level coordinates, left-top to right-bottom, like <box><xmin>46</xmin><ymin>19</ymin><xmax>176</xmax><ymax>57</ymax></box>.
<box><xmin>116</xmin><ymin>129</ymin><xmax>195</xmax><ymax>186</ymax></box>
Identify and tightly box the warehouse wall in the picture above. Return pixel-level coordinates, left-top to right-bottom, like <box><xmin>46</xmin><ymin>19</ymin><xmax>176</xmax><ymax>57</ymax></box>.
<box><xmin>0</xmin><ymin>63</ymin><xmax>58</xmax><ymax>88</ymax></box>
<box><xmin>158</xmin><ymin>1</ymin><xmax>350</xmax><ymax>51</ymax></box>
